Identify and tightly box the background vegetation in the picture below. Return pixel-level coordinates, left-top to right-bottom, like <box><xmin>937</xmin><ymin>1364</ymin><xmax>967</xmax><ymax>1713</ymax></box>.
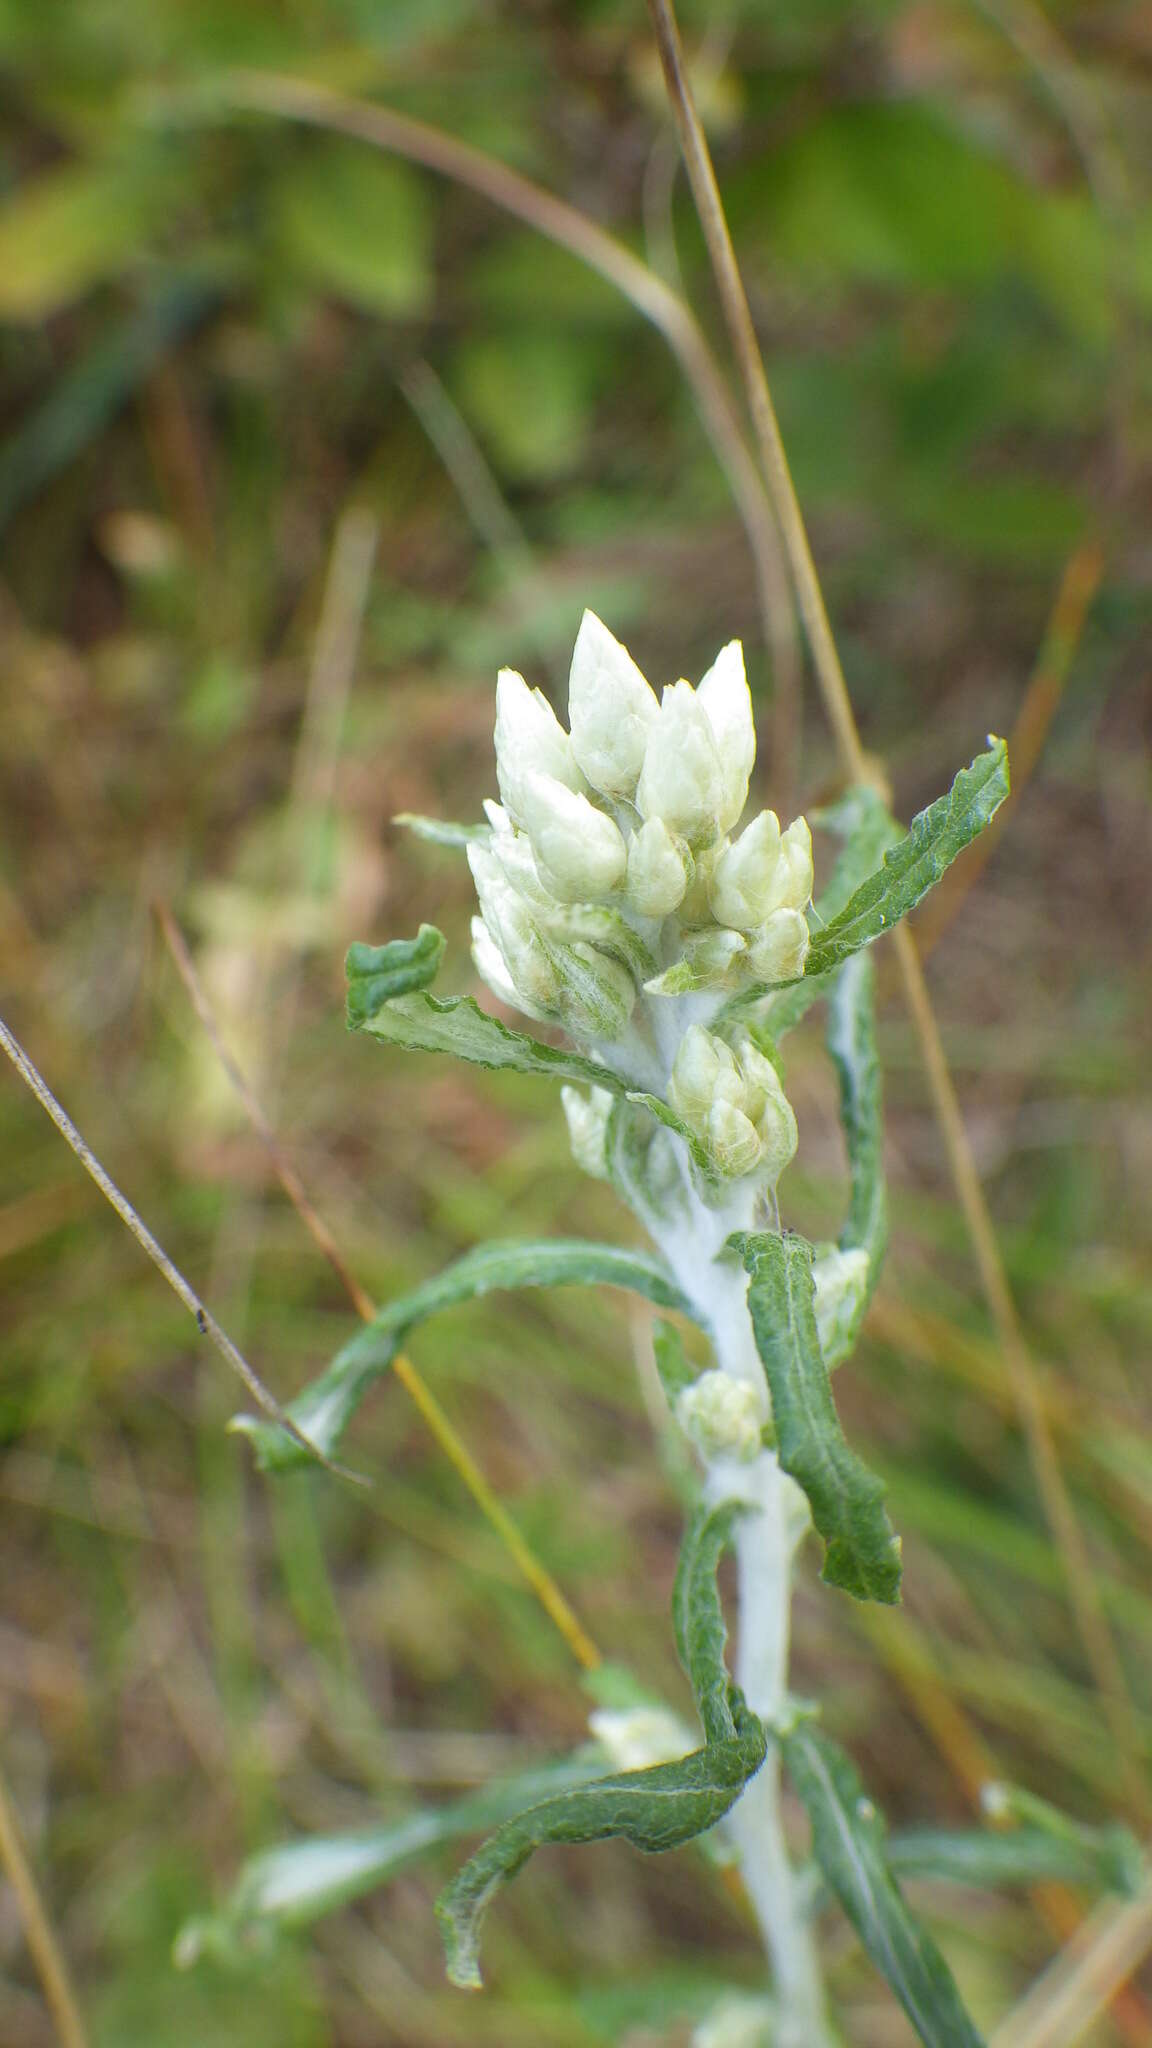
<box><xmin>1</xmin><ymin>0</ymin><xmax>1149</xmax><ymax>2041</ymax></box>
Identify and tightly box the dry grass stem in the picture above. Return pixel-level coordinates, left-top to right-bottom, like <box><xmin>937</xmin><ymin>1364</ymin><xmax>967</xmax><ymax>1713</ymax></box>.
<box><xmin>153</xmin><ymin>906</ymin><xmax>603</xmax><ymax>1673</ymax></box>
<box><xmin>644</xmin><ymin>0</ymin><xmax>1146</xmax><ymax>1825</ymax></box>
<box><xmin>212</xmin><ymin>68</ymin><xmax>801</xmax><ymax>797</ymax></box>
<box><xmin>0</xmin><ymin>1751</ymin><xmax>89</xmax><ymax>2048</ymax></box>
<box><xmin>0</xmin><ymin>1012</ymin><xmax>360</xmax><ymax>1483</ymax></box>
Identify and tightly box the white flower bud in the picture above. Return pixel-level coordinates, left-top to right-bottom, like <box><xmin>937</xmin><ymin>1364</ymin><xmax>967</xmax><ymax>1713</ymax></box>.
<box><xmin>467</xmin><ymin>844</ymin><xmax>557</xmax><ymax>1012</ymax></box>
<box><xmin>767</xmin><ymin>816</ymin><xmax>814</xmax><ymax>914</ymax></box>
<box><xmin>706</xmin><ymin>1096</ymin><xmax>763</xmax><ymax>1178</ymax></box>
<box><xmin>675</xmin><ymin>1369</ymin><xmax>763</xmax><ymax>1462</ymax></box>
<box><xmin>668</xmin><ymin>1024</ymin><xmax>739</xmax><ymax>1127</ymax></box>
<box><xmin>708</xmin><ymin>810</ymin><xmax>783</xmax><ymax>930</ymax></box>
<box><xmin>636</xmin><ymin>681</ymin><xmax>725</xmax><ymax>846</ymax></box>
<box><xmin>669</xmin><ymin>1027</ymin><xmax>798</xmax><ymax>1183</ymax></box>
<box><xmin>747</xmin><ymin>908</ymin><xmax>810</xmax><ymax>984</ymax></box>
<box><xmin>588</xmin><ymin>1705</ymin><xmax>694</xmax><ymax>1772</ymax></box>
<box><xmin>813</xmin><ymin>1245</ymin><xmax>870</xmax><ymax>1368</ymax></box>
<box><xmin>567</xmin><ymin>610</ymin><xmax>659</xmax><ymax>797</ymax></box>
<box><xmin>494</xmin><ymin>669</ymin><xmax>586</xmax><ymax>824</ymax></box>
<box><xmin>625</xmin><ymin>816</ymin><xmax>692</xmax><ymax>918</ymax></box>
<box><xmin>561</xmin><ymin>1085</ymin><xmax>615</xmax><ymax>1180</ymax></box>
<box><xmin>516</xmin><ymin>771</ymin><xmax>627</xmax><ymax>904</ymax></box>
<box><xmin>696</xmin><ymin>640</ymin><xmax>755</xmax><ymax>831</ymax></box>
<box><xmin>735</xmin><ymin>1038</ymin><xmax>798</xmax><ymax>1182</ymax></box>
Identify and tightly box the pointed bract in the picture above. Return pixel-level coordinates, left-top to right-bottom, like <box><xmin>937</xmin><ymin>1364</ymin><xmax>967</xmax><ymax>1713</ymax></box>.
<box><xmin>494</xmin><ymin>670</ymin><xmax>586</xmax><ymax>824</ymax></box>
<box><xmin>567</xmin><ymin>610</ymin><xmax>659</xmax><ymax>797</ymax></box>
<box><xmin>708</xmin><ymin>809</ymin><xmax>783</xmax><ymax>930</ymax></box>
<box><xmin>636</xmin><ymin>681</ymin><xmax>725</xmax><ymax>845</ymax></box>
<box><xmin>516</xmin><ymin>771</ymin><xmax>627</xmax><ymax>903</ymax></box>
<box><xmin>697</xmin><ymin>641</ymin><xmax>755</xmax><ymax>831</ymax></box>
<box><xmin>625</xmin><ymin>816</ymin><xmax>692</xmax><ymax>918</ymax></box>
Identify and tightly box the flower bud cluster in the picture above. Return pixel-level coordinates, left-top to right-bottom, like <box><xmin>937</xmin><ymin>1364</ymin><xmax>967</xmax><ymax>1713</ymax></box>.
<box><xmin>468</xmin><ymin>612</ymin><xmax>812</xmax><ymax>1200</ymax></box>
<box><xmin>668</xmin><ymin>1027</ymin><xmax>797</xmax><ymax>1185</ymax></box>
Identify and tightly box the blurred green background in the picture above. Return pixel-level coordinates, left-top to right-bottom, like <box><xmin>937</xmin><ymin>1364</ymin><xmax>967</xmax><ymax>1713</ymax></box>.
<box><xmin>1</xmin><ymin>0</ymin><xmax>1150</xmax><ymax>2042</ymax></box>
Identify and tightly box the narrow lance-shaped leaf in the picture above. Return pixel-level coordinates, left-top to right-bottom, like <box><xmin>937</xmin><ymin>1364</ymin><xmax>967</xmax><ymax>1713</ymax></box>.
<box><xmin>783</xmin><ymin>1723</ymin><xmax>986</xmax><ymax>2048</ymax></box>
<box><xmin>817</xmin><ymin>952</ymin><xmax>886</xmax><ymax>1370</ymax></box>
<box><xmin>802</xmin><ymin>739</ymin><xmax>1009</xmax><ymax>979</ymax></box>
<box><xmin>672</xmin><ymin>1501</ymin><xmax>746</xmax><ymax>1745</ymax></box>
<box><xmin>234</xmin><ymin>1238</ymin><xmax>702</xmax><ymax>1471</ymax></box>
<box><xmin>174</xmin><ymin>1754</ymin><xmax>609</xmax><ymax>1966</ymax></box>
<box><xmin>435</xmin><ymin>1503</ymin><xmax>765</xmax><ymax>1989</ymax></box>
<box><xmin>730</xmin><ymin>1232</ymin><xmax>901</xmax><ymax>1603</ymax></box>
<box><xmin>885</xmin><ymin>1821</ymin><xmax>1145</xmax><ymax>1897</ymax></box>
<box><xmin>355</xmin><ymin>987</ymin><xmax>638</xmax><ymax>1091</ymax></box>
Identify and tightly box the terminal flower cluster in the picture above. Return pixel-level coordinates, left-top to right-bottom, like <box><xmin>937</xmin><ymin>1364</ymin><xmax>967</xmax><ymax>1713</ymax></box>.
<box><xmin>467</xmin><ymin>612</ymin><xmax>813</xmax><ymax>1198</ymax></box>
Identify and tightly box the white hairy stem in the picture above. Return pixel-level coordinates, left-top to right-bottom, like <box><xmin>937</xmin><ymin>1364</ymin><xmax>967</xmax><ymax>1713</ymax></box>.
<box><xmin>665</xmin><ymin>1236</ymin><xmax>835</xmax><ymax>2048</ymax></box>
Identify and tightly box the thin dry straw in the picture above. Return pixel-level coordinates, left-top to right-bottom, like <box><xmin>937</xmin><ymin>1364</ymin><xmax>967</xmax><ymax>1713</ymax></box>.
<box><xmin>0</xmin><ymin>1012</ymin><xmax>363</xmax><ymax>1484</ymax></box>
<box><xmin>153</xmin><ymin>904</ymin><xmax>604</xmax><ymax>1676</ymax></box>
<box><xmin>0</xmin><ymin>1752</ymin><xmax>89</xmax><ymax>2048</ymax></box>
<box><xmin>644</xmin><ymin>0</ymin><xmax>1148</xmax><ymax>1827</ymax></box>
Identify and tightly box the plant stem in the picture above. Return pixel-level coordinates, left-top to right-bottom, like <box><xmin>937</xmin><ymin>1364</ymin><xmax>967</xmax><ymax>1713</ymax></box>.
<box><xmin>667</xmin><ymin>1234</ymin><xmax>833</xmax><ymax>2043</ymax></box>
<box><xmin>724</xmin><ymin>1455</ymin><xmax>834</xmax><ymax>2048</ymax></box>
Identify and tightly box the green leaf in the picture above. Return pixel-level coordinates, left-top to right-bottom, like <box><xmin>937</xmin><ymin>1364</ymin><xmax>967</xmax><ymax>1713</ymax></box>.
<box><xmin>731</xmin><ymin>1233</ymin><xmax>901</xmax><ymax>1603</ymax></box>
<box><xmin>819</xmin><ymin>953</ymin><xmax>886</xmax><ymax>1369</ymax></box>
<box><xmin>234</xmin><ymin>1238</ymin><xmax>700</xmax><ymax>1470</ymax></box>
<box><xmin>344</xmin><ymin>925</ymin><xmax>445</xmax><ymax>1026</ymax></box>
<box><xmin>652</xmin><ymin>1320</ymin><xmax>696</xmax><ymax>1404</ymax></box>
<box><xmin>175</xmin><ymin>1757</ymin><xmax>607</xmax><ymax>1964</ymax></box>
<box><xmin>783</xmin><ymin>1724</ymin><xmax>985</xmax><ymax>2048</ymax></box>
<box><xmin>672</xmin><ymin>1502</ymin><xmax>746</xmax><ymax>1745</ymax></box>
<box><xmin>435</xmin><ymin>1730</ymin><xmax>765</xmax><ymax>1989</ymax></box>
<box><xmin>979</xmin><ymin>1784</ymin><xmax>1146</xmax><ymax>1896</ymax></box>
<box><xmin>886</xmin><ymin>1821</ymin><xmax>1146</xmax><ymax>1897</ymax></box>
<box><xmin>802</xmin><ymin>741</ymin><xmax>1009</xmax><ymax>980</ymax></box>
<box><xmin>353</xmin><ymin>989</ymin><xmax>636</xmax><ymax>1091</ymax></box>
<box><xmin>435</xmin><ymin>1501</ymin><xmax>765</xmax><ymax>1988</ymax></box>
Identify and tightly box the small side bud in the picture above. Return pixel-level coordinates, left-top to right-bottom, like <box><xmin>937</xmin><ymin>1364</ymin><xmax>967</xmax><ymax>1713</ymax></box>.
<box><xmin>768</xmin><ymin>817</ymin><xmax>814</xmax><ymax>914</ymax></box>
<box><xmin>708</xmin><ymin>810</ymin><xmax>783</xmax><ymax>930</ymax></box>
<box><xmin>561</xmin><ymin>1085</ymin><xmax>615</xmax><ymax>1180</ymax></box>
<box><xmin>625</xmin><ymin>816</ymin><xmax>692</xmax><ymax>918</ymax></box>
<box><xmin>494</xmin><ymin>670</ymin><xmax>585</xmax><ymax>823</ymax></box>
<box><xmin>747</xmin><ymin>908</ymin><xmax>810</xmax><ymax>984</ymax></box>
<box><xmin>567</xmin><ymin>610</ymin><xmax>659</xmax><ymax>797</ymax></box>
<box><xmin>467</xmin><ymin>844</ymin><xmax>558</xmax><ymax>1012</ymax></box>
<box><xmin>636</xmin><ymin>680</ymin><xmax>725</xmax><ymax>846</ymax></box>
<box><xmin>668</xmin><ymin>1024</ymin><xmax>739</xmax><ymax>1127</ymax></box>
<box><xmin>813</xmin><ymin>1245</ymin><xmax>870</xmax><ymax>1368</ymax></box>
<box><xmin>696</xmin><ymin>640</ymin><xmax>755</xmax><ymax>831</ymax></box>
<box><xmin>675</xmin><ymin>1369</ymin><xmax>763</xmax><ymax>1462</ymax></box>
<box><xmin>517</xmin><ymin>772</ymin><xmax>627</xmax><ymax>903</ymax></box>
<box><xmin>706</xmin><ymin>1096</ymin><xmax>763</xmax><ymax>1178</ymax></box>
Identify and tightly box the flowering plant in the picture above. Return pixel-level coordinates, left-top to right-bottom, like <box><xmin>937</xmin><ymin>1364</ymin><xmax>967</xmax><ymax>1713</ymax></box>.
<box><xmin>183</xmin><ymin>617</ymin><xmax>1138</xmax><ymax>2043</ymax></box>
